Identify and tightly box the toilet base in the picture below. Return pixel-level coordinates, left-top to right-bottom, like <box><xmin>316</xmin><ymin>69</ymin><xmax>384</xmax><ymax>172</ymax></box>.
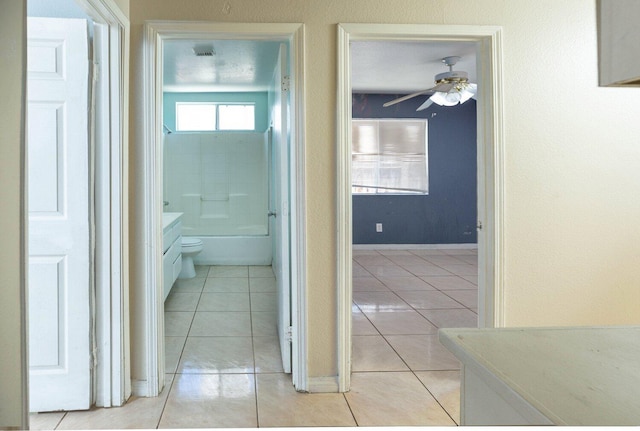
<box><xmin>179</xmin><ymin>254</ymin><xmax>196</xmax><ymax>279</ymax></box>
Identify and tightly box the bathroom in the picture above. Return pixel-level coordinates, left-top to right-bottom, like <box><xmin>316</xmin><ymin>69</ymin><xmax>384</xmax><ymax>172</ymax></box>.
<box><xmin>162</xmin><ymin>39</ymin><xmax>287</xmax><ymax>268</ymax></box>
<box><xmin>161</xmin><ymin>38</ymin><xmax>293</xmax><ymax>375</ymax></box>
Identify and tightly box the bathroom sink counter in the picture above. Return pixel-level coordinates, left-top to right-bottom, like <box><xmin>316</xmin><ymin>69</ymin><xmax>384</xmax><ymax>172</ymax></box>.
<box><xmin>162</xmin><ymin>212</ymin><xmax>183</xmax><ymax>232</ymax></box>
<box><xmin>439</xmin><ymin>325</ymin><xmax>640</xmax><ymax>425</ymax></box>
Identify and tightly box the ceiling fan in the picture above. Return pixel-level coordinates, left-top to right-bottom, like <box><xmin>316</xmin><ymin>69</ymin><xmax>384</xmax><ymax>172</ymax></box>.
<box><xmin>383</xmin><ymin>56</ymin><xmax>477</xmax><ymax>111</ymax></box>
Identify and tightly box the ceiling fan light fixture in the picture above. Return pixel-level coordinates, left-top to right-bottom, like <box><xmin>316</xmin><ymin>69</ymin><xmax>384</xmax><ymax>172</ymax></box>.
<box><xmin>429</xmin><ymin>91</ymin><xmax>460</xmax><ymax>106</ymax></box>
<box><xmin>428</xmin><ymin>79</ymin><xmax>476</xmax><ymax>106</ymax></box>
<box><xmin>383</xmin><ymin>55</ymin><xmax>477</xmax><ymax>111</ymax></box>
<box><xmin>459</xmin><ymin>89</ymin><xmax>475</xmax><ymax>104</ymax></box>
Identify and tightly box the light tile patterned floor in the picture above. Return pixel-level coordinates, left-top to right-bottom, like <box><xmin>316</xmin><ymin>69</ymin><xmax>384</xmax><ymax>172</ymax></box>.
<box><xmin>30</xmin><ymin>247</ymin><xmax>477</xmax><ymax>429</ymax></box>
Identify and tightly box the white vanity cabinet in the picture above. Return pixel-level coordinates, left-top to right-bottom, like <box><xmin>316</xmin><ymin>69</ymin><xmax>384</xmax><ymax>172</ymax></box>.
<box><xmin>598</xmin><ymin>0</ymin><xmax>640</xmax><ymax>86</ymax></box>
<box><xmin>162</xmin><ymin>212</ymin><xmax>183</xmax><ymax>301</ymax></box>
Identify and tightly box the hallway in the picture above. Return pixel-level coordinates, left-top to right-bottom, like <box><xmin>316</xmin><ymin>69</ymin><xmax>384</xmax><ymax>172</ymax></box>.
<box><xmin>29</xmin><ymin>247</ymin><xmax>477</xmax><ymax>428</ymax></box>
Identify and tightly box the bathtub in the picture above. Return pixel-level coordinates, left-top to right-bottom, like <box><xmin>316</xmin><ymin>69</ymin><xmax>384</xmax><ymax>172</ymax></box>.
<box><xmin>189</xmin><ymin>235</ymin><xmax>272</xmax><ymax>266</ymax></box>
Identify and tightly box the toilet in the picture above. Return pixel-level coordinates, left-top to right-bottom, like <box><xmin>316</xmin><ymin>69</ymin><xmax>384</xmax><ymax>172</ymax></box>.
<box><xmin>179</xmin><ymin>237</ymin><xmax>203</xmax><ymax>278</ymax></box>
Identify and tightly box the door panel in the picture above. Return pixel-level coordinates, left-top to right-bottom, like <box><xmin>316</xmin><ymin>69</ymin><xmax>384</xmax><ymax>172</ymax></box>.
<box><xmin>27</xmin><ymin>17</ymin><xmax>91</xmax><ymax>413</ymax></box>
<box><xmin>271</xmin><ymin>44</ymin><xmax>292</xmax><ymax>373</ymax></box>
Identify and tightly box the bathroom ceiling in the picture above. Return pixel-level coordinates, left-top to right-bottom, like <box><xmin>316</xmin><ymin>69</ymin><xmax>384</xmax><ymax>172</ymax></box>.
<box><xmin>163</xmin><ymin>39</ymin><xmax>282</xmax><ymax>92</ymax></box>
<box><xmin>162</xmin><ymin>39</ymin><xmax>477</xmax><ymax>94</ymax></box>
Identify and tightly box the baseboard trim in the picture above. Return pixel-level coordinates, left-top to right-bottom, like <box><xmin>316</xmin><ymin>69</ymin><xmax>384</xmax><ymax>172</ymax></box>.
<box><xmin>131</xmin><ymin>380</ymin><xmax>149</xmax><ymax>397</ymax></box>
<box><xmin>353</xmin><ymin>243</ymin><xmax>478</xmax><ymax>250</ymax></box>
<box><xmin>308</xmin><ymin>376</ymin><xmax>340</xmax><ymax>393</ymax></box>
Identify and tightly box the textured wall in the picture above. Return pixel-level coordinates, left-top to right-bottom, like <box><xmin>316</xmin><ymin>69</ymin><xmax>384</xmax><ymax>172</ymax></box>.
<box><xmin>352</xmin><ymin>94</ymin><xmax>477</xmax><ymax>245</ymax></box>
<box><xmin>0</xmin><ymin>1</ymin><xmax>27</xmax><ymax>427</ymax></box>
<box><xmin>128</xmin><ymin>0</ymin><xmax>640</xmax><ymax>382</ymax></box>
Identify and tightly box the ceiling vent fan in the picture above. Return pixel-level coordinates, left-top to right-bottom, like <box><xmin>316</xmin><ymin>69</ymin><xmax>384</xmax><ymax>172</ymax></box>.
<box><xmin>192</xmin><ymin>44</ymin><xmax>216</xmax><ymax>57</ymax></box>
<box><xmin>383</xmin><ymin>56</ymin><xmax>477</xmax><ymax>111</ymax></box>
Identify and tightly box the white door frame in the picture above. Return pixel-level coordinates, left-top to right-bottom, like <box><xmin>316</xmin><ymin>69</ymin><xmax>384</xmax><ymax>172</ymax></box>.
<box><xmin>336</xmin><ymin>23</ymin><xmax>505</xmax><ymax>392</ymax></box>
<box><xmin>77</xmin><ymin>0</ymin><xmax>131</xmax><ymax>407</ymax></box>
<box><xmin>141</xmin><ymin>21</ymin><xmax>307</xmax><ymax>395</ymax></box>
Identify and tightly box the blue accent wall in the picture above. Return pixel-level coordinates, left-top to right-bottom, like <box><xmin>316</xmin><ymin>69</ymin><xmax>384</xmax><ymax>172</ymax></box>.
<box><xmin>352</xmin><ymin>93</ymin><xmax>477</xmax><ymax>245</ymax></box>
<box><xmin>163</xmin><ymin>92</ymin><xmax>269</xmax><ymax>132</ymax></box>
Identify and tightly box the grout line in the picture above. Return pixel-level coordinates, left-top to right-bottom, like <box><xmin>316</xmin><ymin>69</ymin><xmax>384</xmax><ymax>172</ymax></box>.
<box><xmin>53</xmin><ymin>412</ymin><xmax>68</xmax><ymax>430</ymax></box>
<box><xmin>342</xmin><ymin>392</ymin><xmax>360</xmax><ymax>426</ymax></box>
<box><xmin>412</xmin><ymin>369</ymin><xmax>459</xmax><ymax>426</ymax></box>
<box><xmin>248</xmin><ymin>269</ymin><xmax>261</xmax><ymax>427</ymax></box>
<box><xmin>155</xmin><ymin>371</ymin><xmax>178</xmax><ymax>429</ymax></box>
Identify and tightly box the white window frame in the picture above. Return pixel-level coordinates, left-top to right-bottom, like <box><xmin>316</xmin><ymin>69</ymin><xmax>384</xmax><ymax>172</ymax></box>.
<box><xmin>351</xmin><ymin>118</ymin><xmax>429</xmax><ymax>195</ymax></box>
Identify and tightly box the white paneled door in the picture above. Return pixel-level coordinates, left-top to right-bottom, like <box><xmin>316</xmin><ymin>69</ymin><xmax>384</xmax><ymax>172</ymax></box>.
<box><xmin>271</xmin><ymin>44</ymin><xmax>292</xmax><ymax>373</ymax></box>
<box><xmin>27</xmin><ymin>17</ymin><xmax>91</xmax><ymax>412</ymax></box>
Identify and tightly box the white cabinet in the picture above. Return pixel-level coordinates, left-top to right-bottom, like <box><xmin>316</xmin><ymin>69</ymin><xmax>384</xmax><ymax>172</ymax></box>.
<box><xmin>162</xmin><ymin>213</ymin><xmax>182</xmax><ymax>301</ymax></box>
<box><xmin>439</xmin><ymin>326</ymin><xmax>640</xmax><ymax>426</ymax></box>
<box><xmin>598</xmin><ymin>0</ymin><xmax>640</xmax><ymax>86</ymax></box>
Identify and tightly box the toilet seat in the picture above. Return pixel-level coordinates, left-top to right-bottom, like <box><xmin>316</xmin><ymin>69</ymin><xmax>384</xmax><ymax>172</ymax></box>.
<box><xmin>182</xmin><ymin>237</ymin><xmax>203</xmax><ymax>251</ymax></box>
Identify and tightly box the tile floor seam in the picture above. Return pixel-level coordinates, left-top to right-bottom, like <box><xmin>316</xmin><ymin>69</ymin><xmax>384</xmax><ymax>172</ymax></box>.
<box><xmin>412</xmin><ymin>369</ymin><xmax>459</xmax><ymax>425</ymax></box>
<box><xmin>247</xmin><ymin>272</ymin><xmax>262</xmax><ymax>427</ymax></box>
<box><xmin>156</xmin><ymin>372</ymin><xmax>178</xmax><ymax>429</ymax></box>
<box><xmin>53</xmin><ymin>412</ymin><xmax>67</xmax><ymax>430</ymax></box>
<box><xmin>439</xmin><ymin>290</ymin><xmax>474</xmax><ymax>310</ymax></box>
<box><xmin>342</xmin><ymin>392</ymin><xmax>360</xmax><ymax>426</ymax></box>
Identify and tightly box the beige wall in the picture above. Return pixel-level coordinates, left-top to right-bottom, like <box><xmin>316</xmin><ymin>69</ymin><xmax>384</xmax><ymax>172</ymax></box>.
<box><xmin>126</xmin><ymin>0</ymin><xmax>640</xmax><ymax>381</ymax></box>
<box><xmin>0</xmin><ymin>0</ymin><xmax>27</xmax><ymax>428</ymax></box>
<box><xmin>112</xmin><ymin>0</ymin><xmax>129</xmax><ymax>17</ymax></box>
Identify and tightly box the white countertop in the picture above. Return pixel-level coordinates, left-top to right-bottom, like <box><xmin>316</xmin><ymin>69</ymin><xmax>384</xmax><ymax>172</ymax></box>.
<box><xmin>439</xmin><ymin>326</ymin><xmax>640</xmax><ymax>425</ymax></box>
<box><xmin>162</xmin><ymin>212</ymin><xmax>182</xmax><ymax>232</ymax></box>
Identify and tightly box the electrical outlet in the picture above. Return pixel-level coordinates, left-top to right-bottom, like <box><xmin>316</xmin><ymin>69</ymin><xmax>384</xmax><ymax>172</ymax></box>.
<box><xmin>376</xmin><ymin>223</ymin><xmax>383</xmax><ymax>232</ymax></box>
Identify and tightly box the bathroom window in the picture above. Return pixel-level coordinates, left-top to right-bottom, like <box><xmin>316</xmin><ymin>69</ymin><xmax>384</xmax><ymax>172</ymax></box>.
<box><xmin>175</xmin><ymin>102</ymin><xmax>255</xmax><ymax>131</ymax></box>
<box><xmin>218</xmin><ymin>104</ymin><xmax>255</xmax><ymax>130</ymax></box>
<box><xmin>352</xmin><ymin>119</ymin><xmax>429</xmax><ymax>194</ymax></box>
<box><xmin>176</xmin><ymin>103</ymin><xmax>217</xmax><ymax>131</ymax></box>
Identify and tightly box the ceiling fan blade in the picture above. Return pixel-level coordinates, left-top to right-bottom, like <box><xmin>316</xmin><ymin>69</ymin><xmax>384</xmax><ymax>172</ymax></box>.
<box><xmin>383</xmin><ymin>88</ymin><xmax>436</xmax><ymax>107</ymax></box>
<box><xmin>416</xmin><ymin>97</ymin><xmax>435</xmax><ymax>111</ymax></box>
<box><xmin>431</xmin><ymin>82</ymin><xmax>454</xmax><ymax>93</ymax></box>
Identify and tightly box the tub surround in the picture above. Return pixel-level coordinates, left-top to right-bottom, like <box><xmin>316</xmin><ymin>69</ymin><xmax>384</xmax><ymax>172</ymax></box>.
<box><xmin>163</xmin><ymin>132</ymin><xmax>272</xmax><ymax>266</ymax></box>
<box><xmin>163</xmin><ymin>132</ymin><xmax>269</xmax><ymax>236</ymax></box>
<box><xmin>162</xmin><ymin>212</ymin><xmax>183</xmax><ymax>300</ymax></box>
<box><xmin>439</xmin><ymin>326</ymin><xmax>640</xmax><ymax>425</ymax></box>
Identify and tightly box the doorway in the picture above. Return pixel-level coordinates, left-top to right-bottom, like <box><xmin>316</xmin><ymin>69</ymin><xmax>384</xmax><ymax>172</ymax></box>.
<box><xmin>161</xmin><ymin>37</ymin><xmax>292</xmax><ymax>381</ymax></box>
<box><xmin>139</xmin><ymin>22</ymin><xmax>307</xmax><ymax>397</ymax></box>
<box><xmin>336</xmin><ymin>23</ymin><xmax>506</xmax><ymax>391</ymax></box>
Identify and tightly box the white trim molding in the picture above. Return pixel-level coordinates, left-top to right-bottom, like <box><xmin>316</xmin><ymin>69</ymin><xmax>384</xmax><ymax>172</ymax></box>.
<box><xmin>141</xmin><ymin>21</ymin><xmax>307</xmax><ymax>395</ymax></box>
<box><xmin>308</xmin><ymin>377</ymin><xmax>340</xmax><ymax>393</ymax></box>
<box><xmin>83</xmin><ymin>0</ymin><xmax>130</xmax><ymax>408</ymax></box>
<box><xmin>336</xmin><ymin>23</ymin><xmax>505</xmax><ymax>392</ymax></box>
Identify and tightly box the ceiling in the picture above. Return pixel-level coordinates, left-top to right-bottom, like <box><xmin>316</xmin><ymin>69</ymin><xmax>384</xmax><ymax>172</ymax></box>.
<box><xmin>351</xmin><ymin>40</ymin><xmax>478</xmax><ymax>94</ymax></box>
<box><xmin>163</xmin><ymin>39</ymin><xmax>282</xmax><ymax>92</ymax></box>
<box><xmin>162</xmin><ymin>39</ymin><xmax>477</xmax><ymax>94</ymax></box>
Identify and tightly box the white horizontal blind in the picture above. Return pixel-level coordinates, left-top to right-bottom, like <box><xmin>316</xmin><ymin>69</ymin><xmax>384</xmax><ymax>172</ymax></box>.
<box><xmin>352</xmin><ymin>119</ymin><xmax>428</xmax><ymax>194</ymax></box>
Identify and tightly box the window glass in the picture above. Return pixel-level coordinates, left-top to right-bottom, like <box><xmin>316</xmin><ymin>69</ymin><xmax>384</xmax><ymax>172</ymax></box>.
<box><xmin>352</xmin><ymin>119</ymin><xmax>428</xmax><ymax>194</ymax></box>
<box><xmin>218</xmin><ymin>104</ymin><xmax>255</xmax><ymax>130</ymax></box>
<box><xmin>176</xmin><ymin>103</ymin><xmax>216</xmax><ymax>131</ymax></box>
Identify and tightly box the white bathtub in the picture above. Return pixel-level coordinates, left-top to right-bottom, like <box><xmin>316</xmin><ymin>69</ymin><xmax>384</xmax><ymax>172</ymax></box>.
<box><xmin>190</xmin><ymin>235</ymin><xmax>272</xmax><ymax>266</ymax></box>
